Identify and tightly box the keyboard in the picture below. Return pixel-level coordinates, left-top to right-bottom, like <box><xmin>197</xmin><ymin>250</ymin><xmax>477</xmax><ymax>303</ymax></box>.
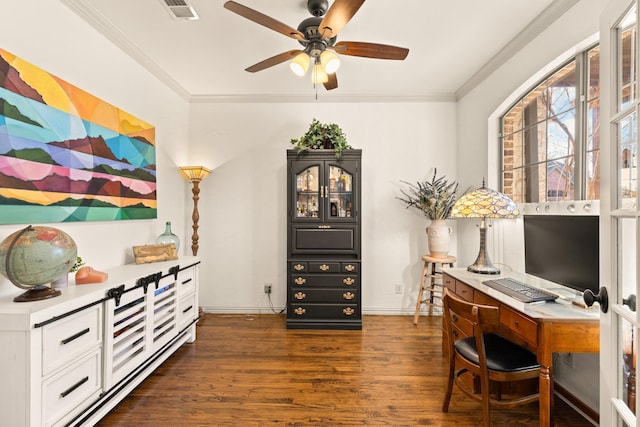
<box><xmin>482</xmin><ymin>278</ymin><xmax>558</xmax><ymax>303</ymax></box>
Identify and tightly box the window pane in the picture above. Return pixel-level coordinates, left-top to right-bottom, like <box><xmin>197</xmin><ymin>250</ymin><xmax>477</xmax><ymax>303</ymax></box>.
<box><xmin>588</xmin><ymin>99</ymin><xmax>601</xmax><ymax>151</ymax></box>
<box><xmin>547</xmin><ymin>110</ymin><xmax>575</xmax><ymax>160</ymax></box>
<box><xmin>586</xmin><ymin>150</ymin><xmax>600</xmax><ymax>200</ymax></box>
<box><xmin>523</xmin><ymin>83</ymin><xmax>547</xmax><ymax>127</ymax></box>
<box><xmin>503</xmin><ymin>101</ymin><xmax>523</xmax><ymax>133</ymax></box>
<box><xmin>547</xmin><ymin>61</ymin><xmax>576</xmax><ymax>117</ymax></box>
<box><xmin>510</xmin><ymin>167</ymin><xmax>524</xmax><ymax>203</ymax></box>
<box><xmin>618</xmin><ymin>112</ymin><xmax>637</xmax><ymax>210</ymax></box>
<box><xmin>546</xmin><ymin>157</ymin><xmax>574</xmax><ymax>201</ymax></box>
<box><xmin>588</xmin><ymin>46</ymin><xmax>600</xmax><ymax>101</ymax></box>
<box><xmin>525</xmin><ymin>122</ymin><xmax>547</xmax><ymax>163</ymax></box>
<box><xmin>620</xmin><ymin>22</ymin><xmax>637</xmax><ymax>110</ymax></box>
<box><xmin>524</xmin><ymin>163</ymin><xmax>547</xmax><ymax>203</ymax></box>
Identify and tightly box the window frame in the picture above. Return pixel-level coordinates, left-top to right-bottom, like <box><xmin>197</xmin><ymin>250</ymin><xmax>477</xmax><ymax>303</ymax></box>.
<box><xmin>499</xmin><ymin>42</ymin><xmax>600</xmax><ymax>203</ymax></box>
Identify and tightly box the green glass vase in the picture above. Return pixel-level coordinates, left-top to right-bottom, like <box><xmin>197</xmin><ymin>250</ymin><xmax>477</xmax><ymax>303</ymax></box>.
<box><xmin>156</xmin><ymin>221</ymin><xmax>180</xmax><ymax>253</ymax></box>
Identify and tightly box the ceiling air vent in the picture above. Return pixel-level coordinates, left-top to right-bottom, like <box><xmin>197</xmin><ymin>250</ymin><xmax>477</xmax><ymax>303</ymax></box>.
<box><xmin>162</xmin><ymin>0</ymin><xmax>199</xmax><ymax>20</ymax></box>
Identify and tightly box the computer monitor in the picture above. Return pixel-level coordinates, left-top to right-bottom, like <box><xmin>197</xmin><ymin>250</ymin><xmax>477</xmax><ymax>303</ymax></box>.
<box><xmin>523</xmin><ymin>214</ymin><xmax>599</xmax><ymax>294</ymax></box>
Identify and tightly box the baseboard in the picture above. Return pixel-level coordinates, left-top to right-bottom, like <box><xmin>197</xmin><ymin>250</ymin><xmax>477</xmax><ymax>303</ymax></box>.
<box><xmin>554</xmin><ymin>382</ymin><xmax>599</xmax><ymax>426</ymax></box>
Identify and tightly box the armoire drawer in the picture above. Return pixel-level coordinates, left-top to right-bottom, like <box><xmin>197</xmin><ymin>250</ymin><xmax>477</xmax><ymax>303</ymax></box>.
<box><xmin>291</xmin><ymin>288</ymin><xmax>359</xmax><ymax>303</ymax></box>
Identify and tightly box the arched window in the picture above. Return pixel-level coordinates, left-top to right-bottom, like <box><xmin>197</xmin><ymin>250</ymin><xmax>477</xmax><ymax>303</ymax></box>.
<box><xmin>500</xmin><ymin>45</ymin><xmax>600</xmax><ymax>203</ymax></box>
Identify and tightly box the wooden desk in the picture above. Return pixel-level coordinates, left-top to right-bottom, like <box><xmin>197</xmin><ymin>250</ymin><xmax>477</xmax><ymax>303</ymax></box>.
<box><xmin>442</xmin><ymin>268</ymin><xmax>600</xmax><ymax>427</ymax></box>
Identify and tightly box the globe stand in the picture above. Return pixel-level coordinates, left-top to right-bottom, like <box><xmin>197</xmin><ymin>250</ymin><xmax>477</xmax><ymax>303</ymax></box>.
<box><xmin>13</xmin><ymin>285</ymin><xmax>61</xmax><ymax>302</ymax></box>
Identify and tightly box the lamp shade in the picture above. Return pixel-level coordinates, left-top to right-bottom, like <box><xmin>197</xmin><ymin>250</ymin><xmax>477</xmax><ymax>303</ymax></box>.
<box><xmin>451</xmin><ymin>182</ymin><xmax>519</xmax><ymax>275</ymax></box>
<box><xmin>320</xmin><ymin>50</ymin><xmax>340</xmax><ymax>74</ymax></box>
<box><xmin>290</xmin><ymin>52</ymin><xmax>310</xmax><ymax>77</ymax></box>
<box><xmin>179</xmin><ymin>166</ymin><xmax>211</xmax><ymax>182</ymax></box>
<box><xmin>451</xmin><ymin>184</ymin><xmax>519</xmax><ymax>219</ymax></box>
<box><xmin>311</xmin><ymin>63</ymin><xmax>328</xmax><ymax>84</ymax></box>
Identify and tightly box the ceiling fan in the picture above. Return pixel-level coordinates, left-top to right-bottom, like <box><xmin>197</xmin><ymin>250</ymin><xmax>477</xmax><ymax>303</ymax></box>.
<box><xmin>223</xmin><ymin>0</ymin><xmax>409</xmax><ymax>91</ymax></box>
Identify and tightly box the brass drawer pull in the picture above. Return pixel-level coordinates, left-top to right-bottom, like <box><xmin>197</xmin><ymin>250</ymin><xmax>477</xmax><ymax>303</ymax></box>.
<box><xmin>294</xmin><ymin>307</ymin><xmax>306</xmax><ymax>315</ymax></box>
<box><xmin>343</xmin><ymin>277</ymin><xmax>355</xmax><ymax>285</ymax></box>
<box><xmin>343</xmin><ymin>307</ymin><xmax>355</xmax><ymax>316</ymax></box>
<box><xmin>294</xmin><ymin>292</ymin><xmax>306</xmax><ymax>300</ymax></box>
<box><xmin>294</xmin><ymin>264</ymin><xmax>305</xmax><ymax>271</ymax></box>
<box><xmin>294</xmin><ymin>277</ymin><xmax>307</xmax><ymax>285</ymax></box>
<box><xmin>344</xmin><ymin>264</ymin><xmax>356</xmax><ymax>272</ymax></box>
<box><xmin>320</xmin><ymin>264</ymin><xmax>330</xmax><ymax>271</ymax></box>
<box><xmin>343</xmin><ymin>292</ymin><xmax>355</xmax><ymax>300</ymax></box>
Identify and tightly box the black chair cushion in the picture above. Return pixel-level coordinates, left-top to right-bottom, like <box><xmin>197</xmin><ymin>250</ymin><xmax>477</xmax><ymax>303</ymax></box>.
<box><xmin>454</xmin><ymin>333</ymin><xmax>540</xmax><ymax>372</ymax></box>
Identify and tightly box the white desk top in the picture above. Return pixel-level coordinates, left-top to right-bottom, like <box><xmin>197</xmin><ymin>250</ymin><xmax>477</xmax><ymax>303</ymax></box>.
<box><xmin>442</xmin><ymin>267</ymin><xmax>600</xmax><ymax>321</ymax></box>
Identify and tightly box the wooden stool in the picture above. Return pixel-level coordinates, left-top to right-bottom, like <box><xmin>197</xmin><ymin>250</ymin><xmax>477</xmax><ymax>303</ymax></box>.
<box><xmin>413</xmin><ymin>254</ymin><xmax>456</xmax><ymax>324</ymax></box>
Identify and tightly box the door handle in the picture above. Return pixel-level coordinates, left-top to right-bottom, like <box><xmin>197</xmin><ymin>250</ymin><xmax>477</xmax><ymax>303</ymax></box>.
<box><xmin>583</xmin><ymin>287</ymin><xmax>608</xmax><ymax>313</ymax></box>
<box><xmin>623</xmin><ymin>294</ymin><xmax>637</xmax><ymax>312</ymax></box>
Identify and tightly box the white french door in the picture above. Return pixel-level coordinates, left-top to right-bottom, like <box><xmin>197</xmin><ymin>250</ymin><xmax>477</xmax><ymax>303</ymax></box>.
<box><xmin>601</xmin><ymin>0</ymin><xmax>640</xmax><ymax>425</ymax></box>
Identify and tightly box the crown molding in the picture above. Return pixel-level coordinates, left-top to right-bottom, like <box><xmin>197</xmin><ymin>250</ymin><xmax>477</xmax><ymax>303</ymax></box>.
<box><xmin>455</xmin><ymin>0</ymin><xmax>580</xmax><ymax>100</ymax></box>
<box><xmin>188</xmin><ymin>93</ymin><xmax>456</xmax><ymax>103</ymax></box>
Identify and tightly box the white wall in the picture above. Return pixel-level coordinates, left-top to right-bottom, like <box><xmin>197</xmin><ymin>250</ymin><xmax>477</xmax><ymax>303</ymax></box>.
<box><xmin>456</xmin><ymin>0</ymin><xmax>605</xmax><ymax>413</ymax></box>
<box><xmin>0</xmin><ymin>0</ymin><xmax>191</xmax><ymax>295</ymax></box>
<box><xmin>188</xmin><ymin>101</ymin><xmax>458</xmax><ymax>314</ymax></box>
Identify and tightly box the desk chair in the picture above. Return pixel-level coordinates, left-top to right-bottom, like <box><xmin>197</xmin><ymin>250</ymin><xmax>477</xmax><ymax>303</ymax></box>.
<box><xmin>441</xmin><ymin>288</ymin><xmax>540</xmax><ymax>427</ymax></box>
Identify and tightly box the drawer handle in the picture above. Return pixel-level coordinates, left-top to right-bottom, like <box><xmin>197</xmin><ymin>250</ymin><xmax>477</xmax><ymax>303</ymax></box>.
<box><xmin>343</xmin><ymin>277</ymin><xmax>355</xmax><ymax>286</ymax></box>
<box><xmin>452</xmin><ymin>330</ymin><xmax>459</xmax><ymax>338</ymax></box>
<box><xmin>343</xmin><ymin>292</ymin><xmax>355</xmax><ymax>300</ymax></box>
<box><xmin>344</xmin><ymin>264</ymin><xmax>356</xmax><ymax>272</ymax></box>
<box><xmin>294</xmin><ymin>264</ymin><xmax>305</xmax><ymax>271</ymax></box>
<box><xmin>452</xmin><ymin>314</ymin><xmax>459</xmax><ymax>323</ymax></box>
<box><xmin>294</xmin><ymin>307</ymin><xmax>306</xmax><ymax>315</ymax></box>
<box><xmin>182</xmin><ymin>305</ymin><xmax>193</xmax><ymax>314</ymax></box>
<box><xmin>294</xmin><ymin>292</ymin><xmax>306</xmax><ymax>300</ymax></box>
<box><xmin>343</xmin><ymin>307</ymin><xmax>355</xmax><ymax>316</ymax></box>
<box><xmin>182</xmin><ymin>278</ymin><xmax>193</xmax><ymax>285</ymax></box>
<box><xmin>320</xmin><ymin>264</ymin><xmax>330</xmax><ymax>271</ymax></box>
<box><xmin>60</xmin><ymin>376</ymin><xmax>89</xmax><ymax>398</ymax></box>
<box><xmin>295</xmin><ymin>277</ymin><xmax>306</xmax><ymax>285</ymax></box>
<box><xmin>61</xmin><ymin>328</ymin><xmax>90</xmax><ymax>345</ymax></box>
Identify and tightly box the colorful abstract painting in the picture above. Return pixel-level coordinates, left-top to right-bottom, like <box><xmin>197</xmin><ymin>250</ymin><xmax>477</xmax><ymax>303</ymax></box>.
<box><xmin>0</xmin><ymin>48</ymin><xmax>156</xmax><ymax>224</ymax></box>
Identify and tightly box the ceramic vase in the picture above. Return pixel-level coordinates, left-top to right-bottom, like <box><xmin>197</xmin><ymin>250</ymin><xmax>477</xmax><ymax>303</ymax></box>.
<box><xmin>156</xmin><ymin>221</ymin><xmax>180</xmax><ymax>253</ymax></box>
<box><xmin>427</xmin><ymin>219</ymin><xmax>452</xmax><ymax>258</ymax></box>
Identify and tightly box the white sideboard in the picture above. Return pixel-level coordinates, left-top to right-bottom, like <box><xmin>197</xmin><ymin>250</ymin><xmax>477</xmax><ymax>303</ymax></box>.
<box><xmin>0</xmin><ymin>256</ymin><xmax>200</xmax><ymax>427</ymax></box>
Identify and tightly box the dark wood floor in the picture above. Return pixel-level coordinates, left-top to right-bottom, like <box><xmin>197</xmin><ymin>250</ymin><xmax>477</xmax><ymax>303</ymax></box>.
<box><xmin>97</xmin><ymin>314</ymin><xmax>594</xmax><ymax>426</ymax></box>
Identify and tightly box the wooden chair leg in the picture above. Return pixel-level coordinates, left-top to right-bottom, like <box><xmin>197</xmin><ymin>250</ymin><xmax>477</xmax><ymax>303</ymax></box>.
<box><xmin>442</xmin><ymin>351</ymin><xmax>456</xmax><ymax>412</ymax></box>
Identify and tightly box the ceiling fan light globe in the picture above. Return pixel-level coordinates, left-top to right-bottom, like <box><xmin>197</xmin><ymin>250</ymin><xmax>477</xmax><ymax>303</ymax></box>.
<box><xmin>290</xmin><ymin>53</ymin><xmax>310</xmax><ymax>76</ymax></box>
<box><xmin>311</xmin><ymin>63</ymin><xmax>328</xmax><ymax>84</ymax></box>
<box><xmin>320</xmin><ymin>50</ymin><xmax>340</xmax><ymax>74</ymax></box>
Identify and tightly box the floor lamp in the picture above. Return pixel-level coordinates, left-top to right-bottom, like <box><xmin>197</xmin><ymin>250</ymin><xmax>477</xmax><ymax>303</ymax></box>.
<box><xmin>451</xmin><ymin>180</ymin><xmax>519</xmax><ymax>274</ymax></box>
<box><xmin>179</xmin><ymin>166</ymin><xmax>211</xmax><ymax>256</ymax></box>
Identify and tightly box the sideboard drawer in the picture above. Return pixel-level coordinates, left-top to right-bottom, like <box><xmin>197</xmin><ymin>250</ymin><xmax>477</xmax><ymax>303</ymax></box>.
<box><xmin>42</xmin><ymin>305</ymin><xmax>102</xmax><ymax>376</ymax></box>
<box><xmin>42</xmin><ymin>349</ymin><xmax>102</xmax><ymax>427</ymax></box>
<box><xmin>178</xmin><ymin>267</ymin><xmax>196</xmax><ymax>296</ymax></box>
<box><xmin>500</xmin><ymin>304</ymin><xmax>538</xmax><ymax>347</ymax></box>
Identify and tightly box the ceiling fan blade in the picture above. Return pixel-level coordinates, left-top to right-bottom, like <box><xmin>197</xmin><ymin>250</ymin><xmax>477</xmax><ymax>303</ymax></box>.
<box><xmin>318</xmin><ymin>0</ymin><xmax>365</xmax><ymax>40</ymax></box>
<box><xmin>333</xmin><ymin>41</ymin><xmax>409</xmax><ymax>60</ymax></box>
<box><xmin>324</xmin><ymin>73</ymin><xmax>338</xmax><ymax>90</ymax></box>
<box><xmin>245</xmin><ymin>50</ymin><xmax>302</xmax><ymax>73</ymax></box>
<box><xmin>224</xmin><ymin>1</ymin><xmax>305</xmax><ymax>40</ymax></box>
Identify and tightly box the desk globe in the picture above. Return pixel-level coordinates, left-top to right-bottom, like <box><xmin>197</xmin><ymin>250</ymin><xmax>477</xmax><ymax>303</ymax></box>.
<box><xmin>0</xmin><ymin>225</ymin><xmax>77</xmax><ymax>302</ymax></box>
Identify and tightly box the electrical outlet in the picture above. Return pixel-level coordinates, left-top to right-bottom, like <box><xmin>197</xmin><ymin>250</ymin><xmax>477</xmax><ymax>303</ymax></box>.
<box><xmin>563</xmin><ymin>352</ymin><xmax>574</xmax><ymax>368</ymax></box>
<box><xmin>264</xmin><ymin>284</ymin><xmax>272</xmax><ymax>294</ymax></box>
<box><xmin>395</xmin><ymin>284</ymin><xmax>403</xmax><ymax>294</ymax></box>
